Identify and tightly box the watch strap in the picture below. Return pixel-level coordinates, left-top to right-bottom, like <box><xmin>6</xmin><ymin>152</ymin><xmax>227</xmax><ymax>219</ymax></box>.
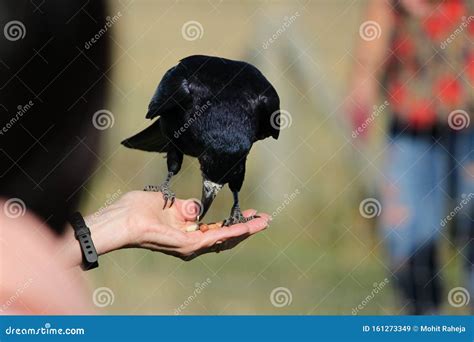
<box><xmin>69</xmin><ymin>212</ymin><xmax>99</xmax><ymax>270</ymax></box>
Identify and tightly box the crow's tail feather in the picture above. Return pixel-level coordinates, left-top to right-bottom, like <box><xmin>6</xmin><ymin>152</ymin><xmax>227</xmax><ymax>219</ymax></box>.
<box><xmin>121</xmin><ymin>119</ymin><xmax>170</xmax><ymax>152</ymax></box>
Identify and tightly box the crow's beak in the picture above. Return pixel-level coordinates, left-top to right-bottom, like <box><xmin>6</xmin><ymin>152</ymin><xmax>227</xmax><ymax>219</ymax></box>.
<box><xmin>198</xmin><ymin>179</ymin><xmax>223</xmax><ymax>221</ymax></box>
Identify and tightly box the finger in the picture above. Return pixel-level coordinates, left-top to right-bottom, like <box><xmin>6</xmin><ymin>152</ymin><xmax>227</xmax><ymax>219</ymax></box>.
<box><xmin>255</xmin><ymin>212</ymin><xmax>271</xmax><ymax>221</ymax></box>
<box><xmin>242</xmin><ymin>209</ymin><xmax>257</xmax><ymax>218</ymax></box>
<box><xmin>235</xmin><ymin>214</ymin><xmax>270</xmax><ymax>234</ymax></box>
<box><xmin>175</xmin><ymin>198</ymin><xmax>201</xmax><ymax>221</ymax></box>
<box><xmin>199</xmin><ymin>223</ymin><xmax>251</xmax><ymax>248</ymax></box>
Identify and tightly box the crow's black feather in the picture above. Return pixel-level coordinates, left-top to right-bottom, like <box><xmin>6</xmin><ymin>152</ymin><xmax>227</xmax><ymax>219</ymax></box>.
<box><xmin>122</xmin><ymin>55</ymin><xmax>280</xmax><ymax>218</ymax></box>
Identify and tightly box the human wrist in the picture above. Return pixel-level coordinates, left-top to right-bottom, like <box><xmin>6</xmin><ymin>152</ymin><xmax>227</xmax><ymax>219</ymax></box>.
<box><xmin>83</xmin><ymin>206</ymin><xmax>132</xmax><ymax>256</ymax></box>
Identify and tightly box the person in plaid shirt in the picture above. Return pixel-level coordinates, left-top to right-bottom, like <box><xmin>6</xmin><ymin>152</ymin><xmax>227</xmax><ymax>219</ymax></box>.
<box><xmin>348</xmin><ymin>0</ymin><xmax>473</xmax><ymax>314</ymax></box>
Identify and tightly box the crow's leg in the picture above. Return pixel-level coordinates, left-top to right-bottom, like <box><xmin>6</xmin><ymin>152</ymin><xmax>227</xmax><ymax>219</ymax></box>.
<box><xmin>144</xmin><ymin>149</ymin><xmax>183</xmax><ymax>208</ymax></box>
<box><xmin>144</xmin><ymin>171</ymin><xmax>175</xmax><ymax>208</ymax></box>
<box><xmin>222</xmin><ymin>191</ymin><xmax>259</xmax><ymax>227</ymax></box>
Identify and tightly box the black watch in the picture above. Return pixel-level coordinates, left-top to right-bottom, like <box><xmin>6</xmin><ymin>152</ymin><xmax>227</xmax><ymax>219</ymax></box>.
<box><xmin>69</xmin><ymin>212</ymin><xmax>99</xmax><ymax>270</ymax></box>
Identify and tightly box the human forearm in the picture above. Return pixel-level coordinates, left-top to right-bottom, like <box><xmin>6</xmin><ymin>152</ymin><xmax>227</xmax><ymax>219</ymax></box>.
<box><xmin>352</xmin><ymin>0</ymin><xmax>394</xmax><ymax>78</ymax></box>
<box><xmin>60</xmin><ymin>206</ymin><xmax>132</xmax><ymax>268</ymax></box>
<box><xmin>59</xmin><ymin>191</ymin><xmax>270</xmax><ymax>267</ymax></box>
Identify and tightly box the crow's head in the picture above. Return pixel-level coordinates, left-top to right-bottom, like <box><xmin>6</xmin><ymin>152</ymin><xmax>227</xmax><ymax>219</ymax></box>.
<box><xmin>197</xmin><ymin>134</ymin><xmax>251</xmax><ymax>220</ymax></box>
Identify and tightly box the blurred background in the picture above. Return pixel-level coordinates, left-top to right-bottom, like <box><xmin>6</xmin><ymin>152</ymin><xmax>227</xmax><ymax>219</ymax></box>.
<box><xmin>1</xmin><ymin>0</ymin><xmax>470</xmax><ymax>316</ymax></box>
<box><xmin>74</xmin><ymin>0</ymin><xmax>465</xmax><ymax>315</ymax></box>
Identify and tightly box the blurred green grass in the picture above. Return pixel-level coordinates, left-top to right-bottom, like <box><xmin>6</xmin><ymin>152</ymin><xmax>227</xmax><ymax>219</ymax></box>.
<box><xmin>79</xmin><ymin>0</ymin><xmax>464</xmax><ymax>315</ymax></box>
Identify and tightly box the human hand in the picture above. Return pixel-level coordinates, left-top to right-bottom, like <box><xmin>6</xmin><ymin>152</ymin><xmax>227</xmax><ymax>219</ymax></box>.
<box><xmin>64</xmin><ymin>191</ymin><xmax>270</xmax><ymax>264</ymax></box>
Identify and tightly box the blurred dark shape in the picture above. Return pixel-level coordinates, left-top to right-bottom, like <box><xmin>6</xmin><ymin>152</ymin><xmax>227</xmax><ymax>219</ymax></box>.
<box><xmin>0</xmin><ymin>0</ymin><xmax>110</xmax><ymax>233</ymax></box>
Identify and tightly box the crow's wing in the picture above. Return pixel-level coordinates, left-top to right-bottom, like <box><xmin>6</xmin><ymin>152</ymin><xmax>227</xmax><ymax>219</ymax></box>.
<box><xmin>122</xmin><ymin>63</ymin><xmax>192</xmax><ymax>152</ymax></box>
<box><xmin>255</xmin><ymin>85</ymin><xmax>280</xmax><ymax>140</ymax></box>
<box><xmin>121</xmin><ymin>118</ymin><xmax>170</xmax><ymax>152</ymax></box>
<box><xmin>146</xmin><ymin>64</ymin><xmax>192</xmax><ymax>119</ymax></box>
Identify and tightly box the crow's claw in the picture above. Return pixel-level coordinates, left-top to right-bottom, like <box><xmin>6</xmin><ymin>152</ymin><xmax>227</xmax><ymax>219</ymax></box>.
<box><xmin>144</xmin><ymin>183</ymin><xmax>175</xmax><ymax>209</ymax></box>
<box><xmin>222</xmin><ymin>210</ymin><xmax>258</xmax><ymax>227</ymax></box>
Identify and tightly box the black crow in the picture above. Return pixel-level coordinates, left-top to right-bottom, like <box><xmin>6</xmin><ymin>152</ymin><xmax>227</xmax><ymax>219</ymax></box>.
<box><xmin>122</xmin><ymin>55</ymin><xmax>280</xmax><ymax>225</ymax></box>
